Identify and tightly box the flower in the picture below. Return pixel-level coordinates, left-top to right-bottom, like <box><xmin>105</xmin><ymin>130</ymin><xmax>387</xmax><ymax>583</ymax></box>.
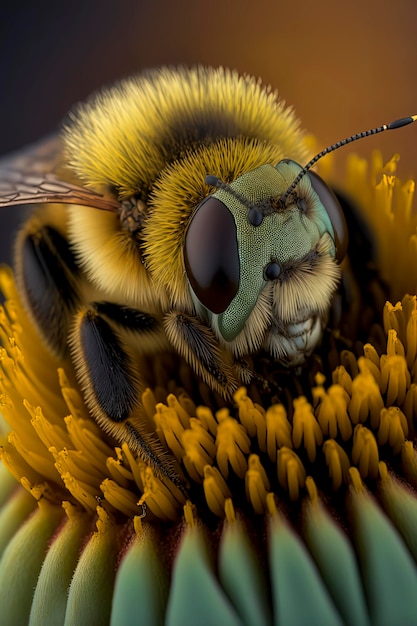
<box><xmin>1</xmin><ymin>151</ymin><xmax>417</xmax><ymax>625</ymax></box>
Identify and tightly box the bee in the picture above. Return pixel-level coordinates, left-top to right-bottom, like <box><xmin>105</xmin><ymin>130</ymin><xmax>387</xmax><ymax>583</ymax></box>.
<box><xmin>0</xmin><ymin>66</ymin><xmax>414</xmax><ymax>491</ymax></box>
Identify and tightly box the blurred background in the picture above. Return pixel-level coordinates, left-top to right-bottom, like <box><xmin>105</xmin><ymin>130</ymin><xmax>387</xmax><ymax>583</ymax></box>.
<box><xmin>1</xmin><ymin>0</ymin><xmax>417</xmax><ymax>259</ymax></box>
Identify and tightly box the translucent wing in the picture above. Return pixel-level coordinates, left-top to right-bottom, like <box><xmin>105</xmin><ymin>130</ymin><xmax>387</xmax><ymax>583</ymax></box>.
<box><xmin>0</xmin><ymin>135</ymin><xmax>120</xmax><ymax>212</ymax></box>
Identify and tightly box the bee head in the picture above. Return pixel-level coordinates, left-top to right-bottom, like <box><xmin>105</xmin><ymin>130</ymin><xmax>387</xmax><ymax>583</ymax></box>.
<box><xmin>184</xmin><ymin>114</ymin><xmax>417</xmax><ymax>343</ymax></box>
<box><xmin>184</xmin><ymin>162</ymin><xmax>346</xmax><ymax>341</ymax></box>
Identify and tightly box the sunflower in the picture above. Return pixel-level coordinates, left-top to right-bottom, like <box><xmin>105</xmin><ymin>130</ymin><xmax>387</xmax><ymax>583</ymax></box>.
<box><xmin>1</xmin><ymin>83</ymin><xmax>417</xmax><ymax>624</ymax></box>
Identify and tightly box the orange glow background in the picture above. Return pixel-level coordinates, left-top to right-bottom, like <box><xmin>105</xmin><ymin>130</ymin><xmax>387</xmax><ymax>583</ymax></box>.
<box><xmin>1</xmin><ymin>1</ymin><xmax>417</xmax><ymax>177</ymax></box>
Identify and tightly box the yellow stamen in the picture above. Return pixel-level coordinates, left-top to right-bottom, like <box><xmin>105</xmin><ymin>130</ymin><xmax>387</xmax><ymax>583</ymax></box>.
<box><xmin>352</xmin><ymin>425</ymin><xmax>379</xmax><ymax>480</ymax></box>
<box><xmin>331</xmin><ymin>366</ymin><xmax>353</xmax><ymax>396</ymax></box>
<box><xmin>292</xmin><ymin>397</ymin><xmax>323</xmax><ymax>462</ymax></box>
<box><xmin>181</xmin><ymin>418</ymin><xmax>216</xmax><ymax>482</ymax></box>
<box><xmin>265</xmin><ymin>404</ymin><xmax>292</xmax><ymax>461</ymax></box>
<box><xmin>59</xmin><ymin>473</ymin><xmax>98</xmax><ymax>510</ymax></box>
<box><xmin>100</xmin><ymin>479</ymin><xmax>140</xmax><ymax>517</ymax></box>
<box><xmin>216</xmin><ymin>413</ymin><xmax>250</xmax><ymax>479</ymax></box>
<box><xmin>27</xmin><ymin>402</ymin><xmax>70</xmax><ymax>452</ymax></box>
<box><xmin>52</xmin><ymin>447</ymin><xmax>103</xmax><ymax>486</ymax></box>
<box><xmin>153</xmin><ymin>403</ymin><xmax>185</xmax><ymax>461</ymax></box>
<box><xmin>384</xmin><ymin>302</ymin><xmax>406</xmax><ymax>341</ymax></box>
<box><xmin>348</xmin><ymin>467</ymin><xmax>364</xmax><ymax>493</ymax></box>
<box><xmin>266</xmin><ymin>492</ymin><xmax>279</xmax><ymax>517</ymax></box>
<box><xmin>184</xmin><ymin>501</ymin><xmax>196</xmax><ymax>526</ymax></box>
<box><xmin>406</xmin><ymin>307</ymin><xmax>417</xmax><ymax>367</ymax></box>
<box><xmin>64</xmin><ymin>415</ymin><xmax>112</xmax><ymax>473</ymax></box>
<box><xmin>305</xmin><ymin>476</ymin><xmax>319</xmax><ymax>506</ymax></box>
<box><xmin>0</xmin><ymin>440</ymin><xmax>44</xmax><ymax>486</ymax></box>
<box><xmin>224</xmin><ymin>498</ymin><xmax>236</xmax><ymax>523</ymax></box>
<box><xmin>120</xmin><ymin>443</ymin><xmax>145</xmax><ymax>492</ymax></box>
<box><xmin>349</xmin><ymin>358</ymin><xmax>384</xmax><ymax>428</ymax></box>
<box><xmin>386</xmin><ymin>328</ymin><xmax>405</xmax><ymax>358</ymax></box>
<box><xmin>138</xmin><ymin>469</ymin><xmax>179</xmax><ymax>521</ymax></box>
<box><xmin>8</xmin><ymin>431</ymin><xmax>59</xmax><ymax>483</ymax></box>
<box><xmin>315</xmin><ymin>384</ymin><xmax>352</xmax><ymax>440</ymax></box>
<box><xmin>277</xmin><ymin>447</ymin><xmax>306</xmax><ymax>501</ymax></box>
<box><xmin>401</xmin><ymin>441</ymin><xmax>417</xmax><ymax>491</ymax></box>
<box><xmin>195</xmin><ymin>406</ymin><xmax>218</xmax><ymax>436</ymax></box>
<box><xmin>58</xmin><ymin>368</ymin><xmax>89</xmax><ymax>421</ymax></box>
<box><xmin>403</xmin><ymin>384</ymin><xmax>417</xmax><ymax>432</ymax></box>
<box><xmin>166</xmin><ymin>394</ymin><xmax>193</xmax><ymax>428</ymax></box>
<box><xmin>378</xmin><ymin>407</ymin><xmax>408</xmax><ymax>454</ymax></box>
<box><xmin>203</xmin><ymin>465</ymin><xmax>232</xmax><ymax>517</ymax></box>
<box><xmin>323</xmin><ymin>439</ymin><xmax>350</xmax><ymax>490</ymax></box>
<box><xmin>362</xmin><ymin>345</ymin><xmax>382</xmax><ymax>385</ymax></box>
<box><xmin>245</xmin><ymin>454</ymin><xmax>270</xmax><ymax>514</ymax></box>
<box><xmin>340</xmin><ymin>350</ymin><xmax>359</xmax><ymax>378</ymax></box>
<box><xmin>133</xmin><ymin>513</ymin><xmax>143</xmax><ymax>535</ymax></box>
<box><xmin>378</xmin><ymin>460</ymin><xmax>389</xmax><ymax>481</ymax></box>
<box><xmin>380</xmin><ymin>354</ymin><xmax>410</xmax><ymax>406</ymax></box>
<box><xmin>235</xmin><ymin>387</ymin><xmax>267</xmax><ymax>450</ymax></box>
<box><xmin>106</xmin><ymin>450</ymin><xmax>134</xmax><ymax>487</ymax></box>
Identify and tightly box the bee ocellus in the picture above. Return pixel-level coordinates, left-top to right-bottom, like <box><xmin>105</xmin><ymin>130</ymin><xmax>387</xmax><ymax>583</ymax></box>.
<box><xmin>0</xmin><ymin>66</ymin><xmax>415</xmax><ymax>492</ymax></box>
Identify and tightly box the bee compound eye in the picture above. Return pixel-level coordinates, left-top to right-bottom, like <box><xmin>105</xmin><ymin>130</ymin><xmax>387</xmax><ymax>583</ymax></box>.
<box><xmin>184</xmin><ymin>197</ymin><xmax>240</xmax><ymax>314</ymax></box>
<box><xmin>307</xmin><ymin>170</ymin><xmax>348</xmax><ymax>262</ymax></box>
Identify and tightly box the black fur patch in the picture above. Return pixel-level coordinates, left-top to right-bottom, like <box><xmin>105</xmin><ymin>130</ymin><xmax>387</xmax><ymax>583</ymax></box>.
<box><xmin>92</xmin><ymin>301</ymin><xmax>157</xmax><ymax>331</ymax></box>
<box><xmin>79</xmin><ymin>310</ymin><xmax>138</xmax><ymax>422</ymax></box>
<box><xmin>20</xmin><ymin>225</ymin><xmax>80</xmax><ymax>355</ymax></box>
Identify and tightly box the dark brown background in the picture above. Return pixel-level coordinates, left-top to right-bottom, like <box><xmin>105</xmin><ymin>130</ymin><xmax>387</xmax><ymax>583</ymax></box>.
<box><xmin>1</xmin><ymin>0</ymin><xmax>417</xmax><ymax>259</ymax></box>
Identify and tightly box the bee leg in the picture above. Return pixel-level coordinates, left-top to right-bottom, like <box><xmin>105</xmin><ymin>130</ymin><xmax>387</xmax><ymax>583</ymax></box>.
<box><xmin>124</xmin><ymin>422</ymin><xmax>189</xmax><ymax>498</ymax></box>
<box><xmin>70</xmin><ymin>305</ymin><xmax>188</xmax><ymax>497</ymax></box>
<box><xmin>90</xmin><ymin>301</ymin><xmax>158</xmax><ymax>333</ymax></box>
<box><xmin>163</xmin><ymin>311</ymin><xmax>238</xmax><ymax>397</ymax></box>
<box><xmin>15</xmin><ymin>223</ymin><xmax>81</xmax><ymax>356</ymax></box>
<box><xmin>70</xmin><ymin>306</ymin><xmax>140</xmax><ymax>424</ymax></box>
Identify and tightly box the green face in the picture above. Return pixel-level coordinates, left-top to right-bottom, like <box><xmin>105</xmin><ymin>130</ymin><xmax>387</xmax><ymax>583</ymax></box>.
<box><xmin>214</xmin><ymin>162</ymin><xmax>335</xmax><ymax>340</ymax></box>
<box><xmin>184</xmin><ymin>161</ymin><xmax>339</xmax><ymax>342</ymax></box>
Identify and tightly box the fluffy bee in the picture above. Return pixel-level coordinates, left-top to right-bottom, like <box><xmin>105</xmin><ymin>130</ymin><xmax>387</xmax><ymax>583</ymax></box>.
<box><xmin>0</xmin><ymin>66</ymin><xmax>414</xmax><ymax>490</ymax></box>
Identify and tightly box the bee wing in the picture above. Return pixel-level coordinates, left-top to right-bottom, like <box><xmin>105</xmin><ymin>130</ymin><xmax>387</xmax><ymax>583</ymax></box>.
<box><xmin>0</xmin><ymin>135</ymin><xmax>120</xmax><ymax>212</ymax></box>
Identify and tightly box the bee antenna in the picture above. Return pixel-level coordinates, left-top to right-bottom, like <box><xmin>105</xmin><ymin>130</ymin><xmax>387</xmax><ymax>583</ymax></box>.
<box><xmin>205</xmin><ymin>174</ymin><xmax>254</xmax><ymax>211</ymax></box>
<box><xmin>279</xmin><ymin>114</ymin><xmax>417</xmax><ymax>207</ymax></box>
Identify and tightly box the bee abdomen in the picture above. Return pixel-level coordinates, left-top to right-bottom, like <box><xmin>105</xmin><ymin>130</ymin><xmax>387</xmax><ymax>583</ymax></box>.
<box><xmin>16</xmin><ymin>224</ymin><xmax>80</xmax><ymax>356</ymax></box>
<box><xmin>71</xmin><ymin>307</ymin><xmax>141</xmax><ymax>424</ymax></box>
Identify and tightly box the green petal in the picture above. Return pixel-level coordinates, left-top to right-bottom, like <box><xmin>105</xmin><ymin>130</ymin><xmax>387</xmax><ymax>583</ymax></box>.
<box><xmin>64</xmin><ymin>509</ymin><xmax>119</xmax><ymax>626</ymax></box>
<box><xmin>350</xmin><ymin>485</ymin><xmax>417</xmax><ymax>626</ymax></box>
<box><xmin>378</xmin><ymin>471</ymin><xmax>417</xmax><ymax>561</ymax></box>
<box><xmin>0</xmin><ymin>461</ymin><xmax>18</xmax><ymax>507</ymax></box>
<box><xmin>111</xmin><ymin>525</ymin><xmax>168</xmax><ymax>626</ymax></box>
<box><xmin>303</xmin><ymin>500</ymin><xmax>370</xmax><ymax>626</ymax></box>
<box><xmin>218</xmin><ymin>518</ymin><xmax>271</xmax><ymax>626</ymax></box>
<box><xmin>29</xmin><ymin>505</ymin><xmax>91</xmax><ymax>626</ymax></box>
<box><xmin>269</xmin><ymin>514</ymin><xmax>343</xmax><ymax>626</ymax></box>
<box><xmin>0</xmin><ymin>500</ymin><xmax>64</xmax><ymax>626</ymax></box>
<box><xmin>0</xmin><ymin>486</ymin><xmax>36</xmax><ymax>560</ymax></box>
<box><xmin>166</xmin><ymin>525</ymin><xmax>242</xmax><ymax>626</ymax></box>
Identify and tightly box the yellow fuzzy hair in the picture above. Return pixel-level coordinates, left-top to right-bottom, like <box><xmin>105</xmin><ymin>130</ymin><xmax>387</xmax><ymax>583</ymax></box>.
<box><xmin>64</xmin><ymin>66</ymin><xmax>309</xmax><ymax>310</ymax></box>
